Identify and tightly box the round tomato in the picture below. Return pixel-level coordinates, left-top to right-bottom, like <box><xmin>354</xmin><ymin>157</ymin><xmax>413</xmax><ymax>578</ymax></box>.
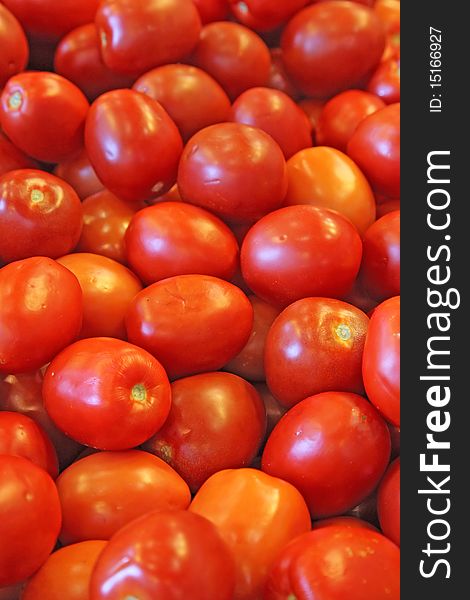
<box><xmin>193</xmin><ymin>0</ymin><xmax>229</xmax><ymax>23</ymax></box>
<box><xmin>378</xmin><ymin>457</ymin><xmax>400</xmax><ymax>546</ymax></box>
<box><xmin>0</xmin><ymin>4</ymin><xmax>29</xmax><ymax>89</ymax></box>
<box><xmin>43</xmin><ymin>337</ymin><xmax>171</xmax><ymax>449</ymax></box>
<box><xmin>229</xmin><ymin>0</ymin><xmax>308</xmax><ymax>31</ymax></box>
<box><xmin>367</xmin><ymin>57</ymin><xmax>400</xmax><ymax>104</ymax></box>
<box><xmin>0</xmin><ymin>130</ymin><xmax>37</xmax><ymax>178</ymax></box>
<box><xmin>53</xmin><ymin>148</ymin><xmax>104</xmax><ymax>200</ymax></box>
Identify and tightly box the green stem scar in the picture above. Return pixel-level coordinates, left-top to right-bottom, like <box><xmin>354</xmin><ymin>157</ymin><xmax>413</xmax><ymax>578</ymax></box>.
<box><xmin>8</xmin><ymin>91</ymin><xmax>22</xmax><ymax>110</ymax></box>
<box><xmin>335</xmin><ymin>323</ymin><xmax>352</xmax><ymax>341</ymax></box>
<box><xmin>131</xmin><ymin>383</ymin><xmax>147</xmax><ymax>403</ymax></box>
<box><xmin>31</xmin><ymin>189</ymin><xmax>44</xmax><ymax>204</ymax></box>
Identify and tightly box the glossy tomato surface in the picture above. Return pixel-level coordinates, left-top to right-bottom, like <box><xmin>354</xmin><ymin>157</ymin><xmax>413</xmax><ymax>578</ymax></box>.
<box><xmin>0</xmin><ymin>130</ymin><xmax>37</xmax><ymax>178</ymax></box>
<box><xmin>0</xmin><ymin>4</ymin><xmax>29</xmax><ymax>89</ymax></box>
<box><xmin>367</xmin><ymin>57</ymin><xmax>400</xmax><ymax>104</ymax></box>
<box><xmin>229</xmin><ymin>0</ymin><xmax>308</xmax><ymax>31</ymax></box>
<box><xmin>53</xmin><ymin>148</ymin><xmax>104</xmax><ymax>200</ymax></box>
<box><xmin>378</xmin><ymin>457</ymin><xmax>400</xmax><ymax>546</ymax></box>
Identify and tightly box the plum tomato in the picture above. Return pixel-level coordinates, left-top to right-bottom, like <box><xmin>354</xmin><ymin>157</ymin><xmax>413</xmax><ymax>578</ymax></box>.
<box><xmin>262</xmin><ymin>391</ymin><xmax>391</xmax><ymax>517</ymax></box>
<box><xmin>367</xmin><ymin>57</ymin><xmax>401</xmax><ymax>104</ymax></box>
<box><xmin>0</xmin><ymin>130</ymin><xmax>37</xmax><ymax>178</ymax></box>
<box><xmin>85</xmin><ymin>89</ymin><xmax>183</xmax><ymax>202</ymax></box>
<box><xmin>0</xmin><ymin>169</ymin><xmax>82</xmax><ymax>264</ymax></box>
<box><xmin>56</xmin><ymin>253</ymin><xmax>143</xmax><ymax>339</ymax></box>
<box><xmin>53</xmin><ymin>148</ymin><xmax>104</xmax><ymax>200</ymax></box>
<box><xmin>241</xmin><ymin>206</ymin><xmax>362</xmax><ymax>307</ymax></box>
<box><xmin>56</xmin><ymin>450</ymin><xmax>190</xmax><ymax>544</ymax></box>
<box><xmin>229</xmin><ymin>0</ymin><xmax>309</xmax><ymax>32</ymax></box>
<box><xmin>265</xmin><ymin>297</ymin><xmax>369</xmax><ymax>407</ymax></box>
<box><xmin>190</xmin><ymin>468</ymin><xmax>311</xmax><ymax>600</ymax></box>
<box><xmin>362</xmin><ymin>296</ymin><xmax>400</xmax><ymax>426</ymax></box>
<box><xmin>0</xmin><ymin>455</ymin><xmax>61</xmax><ymax>587</ymax></box>
<box><xmin>0</xmin><ymin>257</ymin><xmax>82</xmax><ymax>374</ymax></box>
<box><xmin>0</xmin><ymin>4</ymin><xmax>29</xmax><ymax>89</ymax></box>
<box><xmin>0</xmin><ymin>72</ymin><xmax>89</xmax><ymax>163</ymax></box>
<box><xmin>143</xmin><ymin>372</ymin><xmax>266</xmax><ymax>492</ymax></box>
<box><xmin>126</xmin><ymin>274</ymin><xmax>253</xmax><ymax>379</ymax></box>
<box><xmin>125</xmin><ymin>201</ymin><xmax>238</xmax><ymax>285</ymax></box>
<box><xmin>193</xmin><ymin>0</ymin><xmax>230</xmax><ymax>24</ymax></box>
<box><xmin>42</xmin><ymin>337</ymin><xmax>171</xmax><ymax>450</ymax></box>
<box><xmin>378</xmin><ymin>457</ymin><xmax>400</xmax><ymax>546</ymax></box>
<box><xmin>281</xmin><ymin>2</ymin><xmax>385</xmax><ymax>98</ymax></box>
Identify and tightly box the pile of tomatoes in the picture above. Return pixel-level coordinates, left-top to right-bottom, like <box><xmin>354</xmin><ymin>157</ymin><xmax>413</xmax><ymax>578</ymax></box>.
<box><xmin>0</xmin><ymin>1</ymin><xmax>400</xmax><ymax>599</ymax></box>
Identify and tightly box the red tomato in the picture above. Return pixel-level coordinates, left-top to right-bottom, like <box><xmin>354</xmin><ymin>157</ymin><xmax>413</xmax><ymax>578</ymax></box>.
<box><xmin>0</xmin><ymin>169</ymin><xmax>82</xmax><ymax>264</ymax></box>
<box><xmin>0</xmin><ymin>72</ymin><xmax>89</xmax><ymax>163</ymax></box>
<box><xmin>265</xmin><ymin>297</ymin><xmax>369</xmax><ymax>407</ymax></box>
<box><xmin>90</xmin><ymin>510</ymin><xmax>236</xmax><ymax>600</ymax></box>
<box><xmin>281</xmin><ymin>2</ymin><xmax>385</xmax><ymax>98</ymax></box>
<box><xmin>43</xmin><ymin>337</ymin><xmax>171</xmax><ymax>449</ymax></box>
<box><xmin>143</xmin><ymin>372</ymin><xmax>266</xmax><ymax>491</ymax></box>
<box><xmin>389</xmin><ymin>422</ymin><xmax>401</xmax><ymax>458</ymax></box>
<box><xmin>54</xmin><ymin>23</ymin><xmax>135</xmax><ymax>101</ymax></box>
<box><xmin>21</xmin><ymin>540</ymin><xmax>107</xmax><ymax>600</ymax></box>
<box><xmin>378</xmin><ymin>457</ymin><xmax>400</xmax><ymax>546</ymax></box>
<box><xmin>190</xmin><ymin>468</ymin><xmax>311</xmax><ymax>600</ymax></box>
<box><xmin>126</xmin><ymin>274</ymin><xmax>253</xmax><ymax>379</ymax></box>
<box><xmin>191</xmin><ymin>22</ymin><xmax>271</xmax><ymax>100</ymax></box>
<box><xmin>360</xmin><ymin>210</ymin><xmax>400</xmax><ymax>301</ymax></box>
<box><xmin>267</xmin><ymin>48</ymin><xmax>300</xmax><ymax>100</ymax></box>
<box><xmin>265</xmin><ymin>524</ymin><xmax>399</xmax><ymax>599</ymax></box>
<box><xmin>193</xmin><ymin>0</ymin><xmax>229</xmax><ymax>23</ymax></box>
<box><xmin>367</xmin><ymin>58</ymin><xmax>400</xmax><ymax>104</ymax></box>
<box><xmin>262</xmin><ymin>392</ymin><xmax>391</xmax><ymax>517</ymax></box>
<box><xmin>229</xmin><ymin>0</ymin><xmax>309</xmax><ymax>31</ymax></box>
<box><xmin>374</xmin><ymin>0</ymin><xmax>400</xmax><ymax>35</ymax></box>
<box><xmin>95</xmin><ymin>0</ymin><xmax>201</xmax><ymax>76</ymax></box>
<box><xmin>53</xmin><ymin>148</ymin><xmax>104</xmax><ymax>200</ymax></box>
<box><xmin>133</xmin><ymin>64</ymin><xmax>231</xmax><ymax>142</ymax></box>
<box><xmin>0</xmin><ymin>257</ymin><xmax>82</xmax><ymax>374</ymax></box>
<box><xmin>85</xmin><ymin>89</ymin><xmax>183</xmax><ymax>202</ymax></box>
<box><xmin>316</xmin><ymin>89</ymin><xmax>386</xmax><ymax>153</ymax></box>
<box><xmin>231</xmin><ymin>87</ymin><xmax>312</xmax><ymax>159</ymax></box>
<box><xmin>0</xmin><ymin>455</ymin><xmax>61</xmax><ymax>586</ymax></box>
<box><xmin>297</xmin><ymin>98</ymin><xmax>325</xmax><ymax>142</ymax></box>
<box><xmin>376</xmin><ymin>197</ymin><xmax>400</xmax><ymax>218</ymax></box>
<box><xmin>241</xmin><ymin>206</ymin><xmax>362</xmax><ymax>307</ymax></box>
<box><xmin>56</xmin><ymin>253</ymin><xmax>142</xmax><ymax>339</ymax></box>
<box><xmin>254</xmin><ymin>383</ymin><xmax>287</xmax><ymax>439</ymax></box>
<box><xmin>57</xmin><ymin>450</ymin><xmax>190</xmax><ymax>543</ymax></box>
<box><xmin>0</xmin><ymin>4</ymin><xmax>29</xmax><ymax>89</ymax></box>
<box><xmin>347</xmin><ymin>103</ymin><xmax>400</xmax><ymax>198</ymax></box>
<box><xmin>313</xmin><ymin>515</ymin><xmax>378</xmax><ymax>532</ymax></box>
<box><xmin>362</xmin><ymin>296</ymin><xmax>400</xmax><ymax>425</ymax></box>
<box><xmin>125</xmin><ymin>201</ymin><xmax>238</xmax><ymax>285</ymax></box>
<box><xmin>0</xmin><ymin>130</ymin><xmax>37</xmax><ymax>178</ymax></box>
<box><xmin>284</xmin><ymin>147</ymin><xmax>376</xmax><ymax>235</ymax></box>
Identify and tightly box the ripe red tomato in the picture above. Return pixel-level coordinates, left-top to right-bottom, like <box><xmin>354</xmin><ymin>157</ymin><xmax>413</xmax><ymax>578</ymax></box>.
<box><xmin>53</xmin><ymin>148</ymin><xmax>104</xmax><ymax>200</ymax></box>
<box><xmin>0</xmin><ymin>72</ymin><xmax>89</xmax><ymax>163</ymax></box>
<box><xmin>254</xmin><ymin>383</ymin><xmax>287</xmax><ymax>439</ymax></box>
<box><xmin>0</xmin><ymin>455</ymin><xmax>61</xmax><ymax>587</ymax></box>
<box><xmin>229</xmin><ymin>0</ymin><xmax>309</xmax><ymax>31</ymax></box>
<box><xmin>268</xmin><ymin>48</ymin><xmax>300</xmax><ymax>100</ymax></box>
<box><xmin>95</xmin><ymin>0</ymin><xmax>201</xmax><ymax>76</ymax></box>
<box><xmin>57</xmin><ymin>450</ymin><xmax>190</xmax><ymax>543</ymax></box>
<box><xmin>125</xmin><ymin>201</ymin><xmax>238</xmax><ymax>285</ymax></box>
<box><xmin>133</xmin><ymin>64</ymin><xmax>231</xmax><ymax>142</ymax></box>
<box><xmin>265</xmin><ymin>524</ymin><xmax>400</xmax><ymax>599</ymax></box>
<box><xmin>262</xmin><ymin>392</ymin><xmax>391</xmax><ymax>517</ymax></box>
<box><xmin>21</xmin><ymin>540</ymin><xmax>107</xmax><ymax>600</ymax></box>
<box><xmin>85</xmin><ymin>89</ymin><xmax>183</xmax><ymax>202</ymax></box>
<box><xmin>193</xmin><ymin>0</ymin><xmax>229</xmax><ymax>23</ymax></box>
<box><xmin>281</xmin><ymin>2</ymin><xmax>385</xmax><ymax>98</ymax></box>
<box><xmin>43</xmin><ymin>337</ymin><xmax>171</xmax><ymax>450</ymax></box>
<box><xmin>241</xmin><ymin>206</ymin><xmax>362</xmax><ymax>307</ymax></box>
<box><xmin>0</xmin><ymin>257</ymin><xmax>82</xmax><ymax>374</ymax></box>
<box><xmin>374</xmin><ymin>0</ymin><xmax>400</xmax><ymax>35</ymax></box>
<box><xmin>0</xmin><ymin>4</ymin><xmax>29</xmax><ymax>89</ymax></box>
<box><xmin>56</xmin><ymin>253</ymin><xmax>142</xmax><ymax>339</ymax></box>
<box><xmin>367</xmin><ymin>57</ymin><xmax>400</xmax><ymax>104</ymax></box>
<box><xmin>191</xmin><ymin>22</ymin><xmax>271</xmax><ymax>100</ymax></box>
<box><xmin>126</xmin><ymin>274</ymin><xmax>253</xmax><ymax>379</ymax></box>
<box><xmin>0</xmin><ymin>130</ymin><xmax>37</xmax><ymax>178</ymax></box>
<box><xmin>143</xmin><ymin>372</ymin><xmax>266</xmax><ymax>491</ymax></box>
<box><xmin>0</xmin><ymin>169</ymin><xmax>82</xmax><ymax>264</ymax></box>
<box><xmin>362</xmin><ymin>296</ymin><xmax>400</xmax><ymax>426</ymax></box>
<box><xmin>313</xmin><ymin>515</ymin><xmax>378</xmax><ymax>532</ymax></box>
<box><xmin>90</xmin><ymin>510</ymin><xmax>236</xmax><ymax>600</ymax></box>
<box><xmin>265</xmin><ymin>297</ymin><xmax>369</xmax><ymax>407</ymax></box>
<box><xmin>378</xmin><ymin>457</ymin><xmax>400</xmax><ymax>546</ymax></box>
<box><xmin>190</xmin><ymin>468</ymin><xmax>311</xmax><ymax>600</ymax></box>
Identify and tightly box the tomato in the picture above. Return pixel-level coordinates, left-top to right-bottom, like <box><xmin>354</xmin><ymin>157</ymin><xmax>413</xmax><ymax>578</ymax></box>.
<box><xmin>297</xmin><ymin>98</ymin><xmax>325</xmax><ymax>142</ymax></box>
<box><xmin>0</xmin><ymin>257</ymin><xmax>82</xmax><ymax>374</ymax></box>
<box><xmin>53</xmin><ymin>148</ymin><xmax>104</xmax><ymax>200</ymax></box>
<box><xmin>125</xmin><ymin>201</ymin><xmax>238</xmax><ymax>285</ymax></box>
<box><xmin>267</xmin><ymin>48</ymin><xmax>300</xmax><ymax>100</ymax></box>
<box><xmin>254</xmin><ymin>383</ymin><xmax>287</xmax><ymax>439</ymax></box>
<box><xmin>347</xmin><ymin>103</ymin><xmax>400</xmax><ymax>198</ymax></box>
<box><xmin>54</xmin><ymin>24</ymin><xmax>135</xmax><ymax>102</ymax></box>
<box><xmin>316</xmin><ymin>89</ymin><xmax>386</xmax><ymax>153</ymax></box>
<box><xmin>57</xmin><ymin>450</ymin><xmax>190</xmax><ymax>543</ymax></box>
<box><xmin>56</xmin><ymin>253</ymin><xmax>142</xmax><ymax>339</ymax></box>
<box><xmin>190</xmin><ymin>468</ymin><xmax>311</xmax><ymax>600</ymax></box>
<box><xmin>376</xmin><ymin>198</ymin><xmax>400</xmax><ymax>219</ymax></box>
<box><xmin>0</xmin><ymin>130</ymin><xmax>37</xmax><ymax>178</ymax></box>
<box><xmin>265</xmin><ymin>524</ymin><xmax>400</xmax><ymax>600</ymax></box>
<box><xmin>0</xmin><ymin>169</ymin><xmax>82</xmax><ymax>264</ymax></box>
<box><xmin>281</xmin><ymin>2</ymin><xmax>385</xmax><ymax>98</ymax></box>
<box><xmin>0</xmin><ymin>455</ymin><xmax>61</xmax><ymax>586</ymax></box>
<box><xmin>241</xmin><ymin>206</ymin><xmax>362</xmax><ymax>307</ymax></box>
<box><xmin>313</xmin><ymin>516</ymin><xmax>378</xmax><ymax>532</ymax></box>
<box><xmin>191</xmin><ymin>22</ymin><xmax>271</xmax><ymax>100</ymax></box>
<box><xmin>231</xmin><ymin>87</ymin><xmax>312</xmax><ymax>159</ymax></box>
<box><xmin>126</xmin><ymin>275</ymin><xmax>253</xmax><ymax>379</ymax></box>
<box><xmin>133</xmin><ymin>64</ymin><xmax>231</xmax><ymax>142</ymax></box>
<box><xmin>90</xmin><ymin>510</ymin><xmax>236</xmax><ymax>600</ymax></box>
<box><xmin>362</xmin><ymin>296</ymin><xmax>400</xmax><ymax>425</ymax></box>
<box><xmin>378</xmin><ymin>457</ymin><xmax>400</xmax><ymax>546</ymax></box>
<box><xmin>85</xmin><ymin>89</ymin><xmax>183</xmax><ymax>202</ymax></box>
<box><xmin>374</xmin><ymin>0</ymin><xmax>400</xmax><ymax>35</ymax></box>
<box><xmin>95</xmin><ymin>0</ymin><xmax>201</xmax><ymax>76</ymax></box>
<box><xmin>0</xmin><ymin>4</ymin><xmax>29</xmax><ymax>89</ymax></box>
<box><xmin>229</xmin><ymin>0</ymin><xmax>309</xmax><ymax>31</ymax></box>
<box><xmin>360</xmin><ymin>210</ymin><xmax>400</xmax><ymax>301</ymax></box>
<box><xmin>21</xmin><ymin>540</ymin><xmax>107</xmax><ymax>600</ymax></box>
<box><xmin>143</xmin><ymin>372</ymin><xmax>266</xmax><ymax>491</ymax></box>
<box><xmin>43</xmin><ymin>337</ymin><xmax>171</xmax><ymax>449</ymax></box>
<box><xmin>367</xmin><ymin>57</ymin><xmax>400</xmax><ymax>104</ymax></box>
<box><xmin>193</xmin><ymin>0</ymin><xmax>229</xmax><ymax>23</ymax></box>
<box><xmin>389</xmin><ymin>422</ymin><xmax>401</xmax><ymax>458</ymax></box>
<box><xmin>262</xmin><ymin>392</ymin><xmax>390</xmax><ymax>517</ymax></box>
